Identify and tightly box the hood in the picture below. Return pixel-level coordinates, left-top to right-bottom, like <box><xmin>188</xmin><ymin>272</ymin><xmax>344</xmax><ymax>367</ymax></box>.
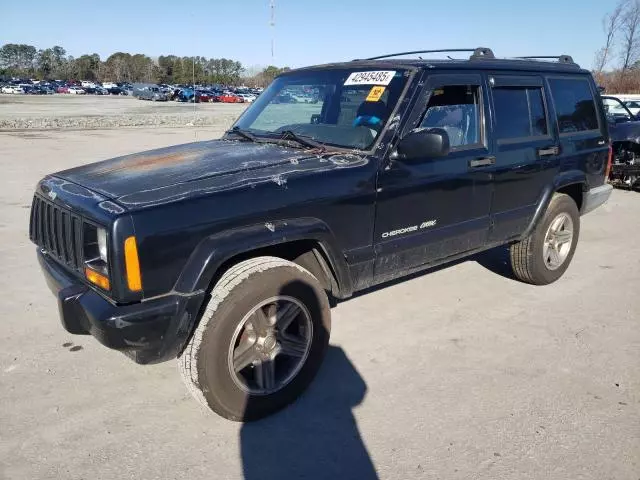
<box><xmin>54</xmin><ymin>140</ymin><xmax>309</xmax><ymax>200</ymax></box>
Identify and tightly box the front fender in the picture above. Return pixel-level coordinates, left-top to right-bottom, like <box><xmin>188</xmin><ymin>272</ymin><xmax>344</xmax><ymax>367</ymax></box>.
<box><xmin>520</xmin><ymin>171</ymin><xmax>586</xmax><ymax>239</ymax></box>
<box><xmin>173</xmin><ymin>217</ymin><xmax>352</xmax><ymax>298</ymax></box>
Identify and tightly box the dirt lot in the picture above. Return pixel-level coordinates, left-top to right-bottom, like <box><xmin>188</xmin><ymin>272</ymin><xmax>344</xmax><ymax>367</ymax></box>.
<box><xmin>0</xmin><ymin>126</ymin><xmax>639</xmax><ymax>480</ymax></box>
<box><xmin>0</xmin><ymin>94</ymin><xmax>247</xmax><ymax>129</ymax></box>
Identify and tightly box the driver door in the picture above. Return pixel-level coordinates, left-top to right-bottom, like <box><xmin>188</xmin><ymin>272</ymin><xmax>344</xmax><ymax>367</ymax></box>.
<box><xmin>373</xmin><ymin>73</ymin><xmax>493</xmax><ymax>282</ymax></box>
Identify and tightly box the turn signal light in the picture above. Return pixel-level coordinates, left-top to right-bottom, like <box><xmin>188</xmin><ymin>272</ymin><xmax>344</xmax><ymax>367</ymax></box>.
<box><xmin>124</xmin><ymin>236</ymin><xmax>142</xmax><ymax>292</ymax></box>
<box><xmin>85</xmin><ymin>267</ymin><xmax>110</xmax><ymax>290</ymax></box>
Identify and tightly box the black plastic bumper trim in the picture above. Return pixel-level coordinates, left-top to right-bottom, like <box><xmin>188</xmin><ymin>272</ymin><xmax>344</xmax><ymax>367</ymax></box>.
<box><xmin>38</xmin><ymin>250</ymin><xmax>206</xmax><ymax>364</ymax></box>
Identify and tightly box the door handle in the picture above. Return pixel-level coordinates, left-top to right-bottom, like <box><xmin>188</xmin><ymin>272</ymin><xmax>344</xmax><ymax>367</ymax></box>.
<box><xmin>538</xmin><ymin>146</ymin><xmax>560</xmax><ymax>157</ymax></box>
<box><xmin>469</xmin><ymin>156</ymin><xmax>496</xmax><ymax>168</ymax></box>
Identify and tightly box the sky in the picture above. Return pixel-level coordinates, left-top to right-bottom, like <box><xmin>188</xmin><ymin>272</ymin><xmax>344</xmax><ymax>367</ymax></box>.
<box><xmin>0</xmin><ymin>0</ymin><xmax>621</xmax><ymax>71</ymax></box>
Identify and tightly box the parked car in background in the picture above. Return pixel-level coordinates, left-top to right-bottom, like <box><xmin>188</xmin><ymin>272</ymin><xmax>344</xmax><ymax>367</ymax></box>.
<box><xmin>218</xmin><ymin>92</ymin><xmax>243</xmax><ymax>103</ymax></box>
<box><xmin>237</xmin><ymin>93</ymin><xmax>256</xmax><ymax>102</ymax></box>
<box><xmin>102</xmin><ymin>82</ymin><xmax>117</xmax><ymax>90</ymax></box>
<box><xmin>67</xmin><ymin>86</ymin><xmax>86</xmax><ymax>95</ymax></box>
<box><xmin>39</xmin><ymin>85</ymin><xmax>56</xmax><ymax>94</ymax></box>
<box><xmin>176</xmin><ymin>87</ymin><xmax>195</xmax><ymax>102</ymax></box>
<box><xmin>273</xmin><ymin>93</ymin><xmax>296</xmax><ymax>103</ymax></box>
<box><xmin>25</xmin><ymin>85</ymin><xmax>48</xmax><ymax>95</ymax></box>
<box><xmin>623</xmin><ymin>100</ymin><xmax>640</xmax><ymax>116</ymax></box>
<box><xmin>1</xmin><ymin>85</ymin><xmax>24</xmax><ymax>94</ymax></box>
<box><xmin>56</xmin><ymin>86</ymin><xmax>69</xmax><ymax>94</ymax></box>
<box><xmin>136</xmin><ymin>85</ymin><xmax>168</xmax><ymax>101</ymax></box>
<box><xmin>601</xmin><ymin>95</ymin><xmax>640</xmax><ymax>190</ymax></box>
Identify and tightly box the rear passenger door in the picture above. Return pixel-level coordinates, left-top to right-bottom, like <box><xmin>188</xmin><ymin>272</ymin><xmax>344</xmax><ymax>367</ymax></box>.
<box><xmin>546</xmin><ymin>76</ymin><xmax>609</xmax><ymax>190</ymax></box>
<box><xmin>487</xmin><ymin>75</ymin><xmax>557</xmax><ymax>242</ymax></box>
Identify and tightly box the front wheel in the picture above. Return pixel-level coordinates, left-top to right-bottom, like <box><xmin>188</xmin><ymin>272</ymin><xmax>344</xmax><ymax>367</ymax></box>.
<box><xmin>510</xmin><ymin>193</ymin><xmax>580</xmax><ymax>285</ymax></box>
<box><xmin>179</xmin><ymin>257</ymin><xmax>331</xmax><ymax>421</ymax></box>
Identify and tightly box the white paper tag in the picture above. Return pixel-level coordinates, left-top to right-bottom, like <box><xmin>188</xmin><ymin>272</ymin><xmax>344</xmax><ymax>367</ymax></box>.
<box><xmin>344</xmin><ymin>71</ymin><xmax>396</xmax><ymax>86</ymax></box>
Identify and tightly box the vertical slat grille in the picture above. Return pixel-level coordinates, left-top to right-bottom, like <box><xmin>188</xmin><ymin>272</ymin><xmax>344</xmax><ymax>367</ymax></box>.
<box><xmin>29</xmin><ymin>195</ymin><xmax>84</xmax><ymax>271</ymax></box>
<box><xmin>43</xmin><ymin>203</ymin><xmax>51</xmax><ymax>252</ymax></box>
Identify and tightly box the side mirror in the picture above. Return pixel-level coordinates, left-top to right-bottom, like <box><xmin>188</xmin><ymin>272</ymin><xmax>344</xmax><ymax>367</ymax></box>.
<box><xmin>395</xmin><ymin>128</ymin><xmax>450</xmax><ymax>160</ymax></box>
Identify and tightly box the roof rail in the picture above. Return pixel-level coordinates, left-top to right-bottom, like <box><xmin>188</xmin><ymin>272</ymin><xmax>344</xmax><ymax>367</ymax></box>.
<box><xmin>358</xmin><ymin>47</ymin><xmax>495</xmax><ymax>61</ymax></box>
<box><xmin>515</xmin><ymin>55</ymin><xmax>576</xmax><ymax>64</ymax></box>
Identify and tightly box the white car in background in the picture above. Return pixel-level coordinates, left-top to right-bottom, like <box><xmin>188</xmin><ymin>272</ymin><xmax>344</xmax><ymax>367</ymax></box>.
<box><xmin>67</xmin><ymin>86</ymin><xmax>86</xmax><ymax>95</ymax></box>
<box><xmin>102</xmin><ymin>82</ymin><xmax>117</xmax><ymax>90</ymax></box>
<box><xmin>1</xmin><ymin>85</ymin><xmax>24</xmax><ymax>94</ymax></box>
<box><xmin>238</xmin><ymin>93</ymin><xmax>256</xmax><ymax>102</ymax></box>
<box><xmin>624</xmin><ymin>100</ymin><xmax>640</xmax><ymax>116</ymax></box>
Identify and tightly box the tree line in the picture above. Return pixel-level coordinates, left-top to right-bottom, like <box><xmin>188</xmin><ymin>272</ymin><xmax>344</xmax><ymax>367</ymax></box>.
<box><xmin>594</xmin><ymin>0</ymin><xmax>640</xmax><ymax>93</ymax></box>
<box><xmin>0</xmin><ymin>43</ymin><xmax>289</xmax><ymax>86</ymax></box>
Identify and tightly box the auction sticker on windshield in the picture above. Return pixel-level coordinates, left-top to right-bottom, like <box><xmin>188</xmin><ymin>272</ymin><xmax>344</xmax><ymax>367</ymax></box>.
<box><xmin>366</xmin><ymin>86</ymin><xmax>386</xmax><ymax>102</ymax></box>
<box><xmin>344</xmin><ymin>71</ymin><xmax>396</xmax><ymax>86</ymax></box>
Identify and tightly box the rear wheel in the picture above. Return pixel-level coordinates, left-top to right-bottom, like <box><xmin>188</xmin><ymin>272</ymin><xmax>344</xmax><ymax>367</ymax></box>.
<box><xmin>510</xmin><ymin>193</ymin><xmax>580</xmax><ymax>285</ymax></box>
<box><xmin>179</xmin><ymin>257</ymin><xmax>331</xmax><ymax>421</ymax></box>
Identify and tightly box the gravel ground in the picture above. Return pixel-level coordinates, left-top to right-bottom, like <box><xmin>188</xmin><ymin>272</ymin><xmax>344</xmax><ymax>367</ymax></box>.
<box><xmin>0</xmin><ymin>127</ymin><xmax>638</xmax><ymax>480</ymax></box>
<box><xmin>0</xmin><ymin>94</ymin><xmax>247</xmax><ymax>130</ymax></box>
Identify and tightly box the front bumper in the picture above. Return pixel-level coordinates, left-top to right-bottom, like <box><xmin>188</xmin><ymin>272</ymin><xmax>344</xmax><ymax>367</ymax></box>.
<box><xmin>582</xmin><ymin>184</ymin><xmax>614</xmax><ymax>215</ymax></box>
<box><xmin>38</xmin><ymin>250</ymin><xmax>205</xmax><ymax>364</ymax></box>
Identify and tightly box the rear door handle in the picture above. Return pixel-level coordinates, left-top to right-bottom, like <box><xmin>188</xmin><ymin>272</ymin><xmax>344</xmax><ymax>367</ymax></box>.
<box><xmin>469</xmin><ymin>156</ymin><xmax>496</xmax><ymax>168</ymax></box>
<box><xmin>538</xmin><ymin>146</ymin><xmax>560</xmax><ymax>157</ymax></box>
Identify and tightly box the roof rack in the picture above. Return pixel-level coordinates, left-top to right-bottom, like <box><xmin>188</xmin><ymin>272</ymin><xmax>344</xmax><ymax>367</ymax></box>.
<box><xmin>358</xmin><ymin>47</ymin><xmax>495</xmax><ymax>61</ymax></box>
<box><xmin>515</xmin><ymin>55</ymin><xmax>576</xmax><ymax>64</ymax></box>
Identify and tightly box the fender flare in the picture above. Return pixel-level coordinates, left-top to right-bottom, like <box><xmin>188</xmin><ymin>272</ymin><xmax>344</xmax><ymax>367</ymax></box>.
<box><xmin>520</xmin><ymin>171</ymin><xmax>587</xmax><ymax>239</ymax></box>
<box><xmin>173</xmin><ymin>217</ymin><xmax>352</xmax><ymax>299</ymax></box>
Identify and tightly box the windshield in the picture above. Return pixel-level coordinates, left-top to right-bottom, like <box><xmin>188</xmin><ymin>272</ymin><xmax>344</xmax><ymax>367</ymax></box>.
<box><xmin>233</xmin><ymin>68</ymin><xmax>410</xmax><ymax>150</ymax></box>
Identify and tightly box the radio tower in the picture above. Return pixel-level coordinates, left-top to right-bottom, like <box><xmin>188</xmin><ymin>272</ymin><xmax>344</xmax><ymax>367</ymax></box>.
<box><xmin>269</xmin><ymin>0</ymin><xmax>275</xmax><ymax>62</ymax></box>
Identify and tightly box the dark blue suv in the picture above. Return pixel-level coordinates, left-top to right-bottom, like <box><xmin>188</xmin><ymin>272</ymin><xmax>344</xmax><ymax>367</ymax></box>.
<box><xmin>30</xmin><ymin>48</ymin><xmax>613</xmax><ymax>420</ymax></box>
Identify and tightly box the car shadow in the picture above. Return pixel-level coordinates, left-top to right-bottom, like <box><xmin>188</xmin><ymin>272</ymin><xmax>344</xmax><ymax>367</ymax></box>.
<box><xmin>239</xmin><ymin>345</ymin><xmax>378</xmax><ymax>480</ymax></box>
<box><xmin>471</xmin><ymin>245</ymin><xmax>517</xmax><ymax>280</ymax></box>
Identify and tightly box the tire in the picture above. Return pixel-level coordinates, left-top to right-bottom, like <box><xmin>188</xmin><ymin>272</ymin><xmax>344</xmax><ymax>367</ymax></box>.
<box><xmin>179</xmin><ymin>256</ymin><xmax>331</xmax><ymax>421</ymax></box>
<box><xmin>510</xmin><ymin>193</ymin><xmax>580</xmax><ymax>285</ymax></box>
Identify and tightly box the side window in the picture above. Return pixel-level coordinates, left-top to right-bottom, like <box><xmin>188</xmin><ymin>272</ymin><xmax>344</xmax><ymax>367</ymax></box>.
<box><xmin>548</xmin><ymin>78</ymin><xmax>599</xmax><ymax>134</ymax></box>
<box><xmin>493</xmin><ymin>87</ymin><xmax>548</xmax><ymax>140</ymax></box>
<box><xmin>420</xmin><ymin>85</ymin><xmax>481</xmax><ymax>148</ymax></box>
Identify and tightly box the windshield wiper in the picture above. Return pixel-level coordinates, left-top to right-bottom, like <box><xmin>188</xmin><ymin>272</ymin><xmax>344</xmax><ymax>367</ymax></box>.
<box><xmin>278</xmin><ymin>130</ymin><xmax>325</xmax><ymax>151</ymax></box>
<box><xmin>226</xmin><ymin>126</ymin><xmax>258</xmax><ymax>142</ymax></box>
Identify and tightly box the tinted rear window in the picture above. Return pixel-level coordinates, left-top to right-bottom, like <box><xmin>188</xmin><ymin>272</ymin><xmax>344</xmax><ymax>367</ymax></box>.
<box><xmin>548</xmin><ymin>78</ymin><xmax>599</xmax><ymax>134</ymax></box>
<box><xmin>493</xmin><ymin>87</ymin><xmax>548</xmax><ymax>139</ymax></box>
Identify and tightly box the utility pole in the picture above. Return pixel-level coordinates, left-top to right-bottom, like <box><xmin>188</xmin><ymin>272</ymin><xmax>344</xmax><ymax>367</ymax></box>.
<box><xmin>270</xmin><ymin>0</ymin><xmax>275</xmax><ymax>63</ymax></box>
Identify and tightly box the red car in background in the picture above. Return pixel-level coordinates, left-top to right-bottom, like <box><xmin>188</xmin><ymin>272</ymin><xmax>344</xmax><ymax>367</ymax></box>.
<box><xmin>217</xmin><ymin>92</ymin><xmax>243</xmax><ymax>103</ymax></box>
<box><xmin>196</xmin><ymin>90</ymin><xmax>214</xmax><ymax>103</ymax></box>
<box><xmin>56</xmin><ymin>86</ymin><xmax>69</xmax><ymax>94</ymax></box>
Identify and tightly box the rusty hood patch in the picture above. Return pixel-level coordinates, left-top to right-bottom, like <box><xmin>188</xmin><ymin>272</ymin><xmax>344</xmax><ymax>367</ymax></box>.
<box><xmin>54</xmin><ymin>139</ymin><xmax>370</xmax><ymax>209</ymax></box>
<box><xmin>54</xmin><ymin>140</ymin><xmax>307</xmax><ymax>200</ymax></box>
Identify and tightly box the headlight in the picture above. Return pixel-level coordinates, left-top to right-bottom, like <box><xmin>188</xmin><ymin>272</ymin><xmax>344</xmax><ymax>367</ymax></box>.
<box><xmin>97</xmin><ymin>227</ymin><xmax>108</xmax><ymax>263</ymax></box>
<box><xmin>83</xmin><ymin>224</ymin><xmax>110</xmax><ymax>290</ymax></box>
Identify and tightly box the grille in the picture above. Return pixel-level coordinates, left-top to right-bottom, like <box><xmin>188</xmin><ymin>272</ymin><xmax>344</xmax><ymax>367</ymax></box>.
<box><xmin>29</xmin><ymin>195</ymin><xmax>84</xmax><ymax>270</ymax></box>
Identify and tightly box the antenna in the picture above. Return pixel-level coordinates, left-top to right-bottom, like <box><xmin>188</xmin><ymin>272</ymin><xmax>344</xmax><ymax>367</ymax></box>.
<box><xmin>269</xmin><ymin>0</ymin><xmax>275</xmax><ymax>62</ymax></box>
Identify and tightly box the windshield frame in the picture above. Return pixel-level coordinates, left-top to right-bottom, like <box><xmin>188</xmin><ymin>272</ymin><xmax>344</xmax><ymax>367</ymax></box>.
<box><xmin>230</xmin><ymin>65</ymin><xmax>418</xmax><ymax>154</ymax></box>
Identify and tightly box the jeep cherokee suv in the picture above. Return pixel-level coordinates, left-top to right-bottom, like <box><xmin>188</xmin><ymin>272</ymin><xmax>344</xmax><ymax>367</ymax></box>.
<box><xmin>29</xmin><ymin>48</ymin><xmax>613</xmax><ymax>421</ymax></box>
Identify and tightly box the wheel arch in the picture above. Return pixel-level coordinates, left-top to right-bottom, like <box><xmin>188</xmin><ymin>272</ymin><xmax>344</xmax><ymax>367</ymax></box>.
<box><xmin>173</xmin><ymin>217</ymin><xmax>352</xmax><ymax>300</ymax></box>
<box><xmin>520</xmin><ymin>172</ymin><xmax>587</xmax><ymax>239</ymax></box>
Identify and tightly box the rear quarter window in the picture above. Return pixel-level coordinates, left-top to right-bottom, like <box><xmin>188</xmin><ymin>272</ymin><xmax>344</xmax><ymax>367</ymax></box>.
<box><xmin>548</xmin><ymin>77</ymin><xmax>599</xmax><ymax>134</ymax></box>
